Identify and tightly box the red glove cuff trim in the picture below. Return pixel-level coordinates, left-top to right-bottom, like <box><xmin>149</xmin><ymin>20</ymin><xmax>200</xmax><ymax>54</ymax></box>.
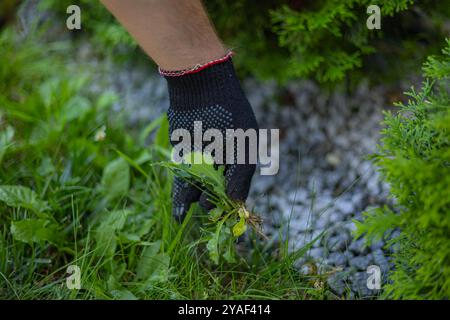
<box><xmin>159</xmin><ymin>51</ymin><xmax>234</xmax><ymax>77</ymax></box>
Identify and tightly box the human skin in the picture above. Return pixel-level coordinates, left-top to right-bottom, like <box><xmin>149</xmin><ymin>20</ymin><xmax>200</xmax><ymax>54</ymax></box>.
<box><xmin>100</xmin><ymin>0</ymin><xmax>227</xmax><ymax>70</ymax></box>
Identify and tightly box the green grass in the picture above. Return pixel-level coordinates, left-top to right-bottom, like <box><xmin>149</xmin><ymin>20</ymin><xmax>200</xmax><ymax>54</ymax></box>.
<box><xmin>0</xmin><ymin>26</ymin><xmax>326</xmax><ymax>300</ymax></box>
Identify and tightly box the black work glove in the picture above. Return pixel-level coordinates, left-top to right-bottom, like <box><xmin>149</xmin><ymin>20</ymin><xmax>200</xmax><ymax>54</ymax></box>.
<box><xmin>164</xmin><ymin>57</ymin><xmax>258</xmax><ymax>222</ymax></box>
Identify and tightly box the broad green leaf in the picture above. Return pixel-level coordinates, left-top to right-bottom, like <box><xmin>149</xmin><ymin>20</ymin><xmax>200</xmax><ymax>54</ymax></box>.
<box><xmin>115</xmin><ymin>149</ymin><xmax>149</xmax><ymax>179</ymax></box>
<box><xmin>137</xmin><ymin>219</ymin><xmax>154</xmax><ymax>237</ymax></box>
<box><xmin>102</xmin><ymin>209</ymin><xmax>130</xmax><ymax>230</ymax></box>
<box><xmin>139</xmin><ymin>114</ymin><xmax>165</xmax><ymax>145</ymax></box>
<box><xmin>134</xmin><ymin>150</ymin><xmax>152</xmax><ymax>165</ymax></box>
<box><xmin>206</xmin><ymin>211</ymin><xmax>233</xmax><ymax>264</ymax></box>
<box><xmin>96</xmin><ymin>91</ymin><xmax>118</xmax><ymax>110</ymax></box>
<box><xmin>135</xmin><ymin>241</ymin><xmax>170</xmax><ymax>284</ymax></box>
<box><xmin>0</xmin><ymin>125</ymin><xmax>14</xmax><ymax>163</ymax></box>
<box><xmin>118</xmin><ymin>232</ymin><xmax>141</xmax><ymax>243</ymax></box>
<box><xmin>209</xmin><ymin>207</ymin><xmax>223</xmax><ymax>222</ymax></box>
<box><xmin>154</xmin><ymin>116</ymin><xmax>170</xmax><ymax>150</ymax></box>
<box><xmin>37</xmin><ymin>157</ymin><xmax>56</xmax><ymax>177</ymax></box>
<box><xmin>112</xmin><ymin>263</ymin><xmax>127</xmax><ymax>280</ymax></box>
<box><xmin>223</xmin><ymin>237</ymin><xmax>237</xmax><ymax>264</ymax></box>
<box><xmin>110</xmin><ymin>289</ymin><xmax>138</xmax><ymax>300</ymax></box>
<box><xmin>223</xmin><ymin>250</ymin><xmax>236</xmax><ymax>263</ymax></box>
<box><xmin>94</xmin><ymin>229</ymin><xmax>117</xmax><ymax>257</ymax></box>
<box><xmin>0</xmin><ymin>185</ymin><xmax>50</xmax><ymax>213</ymax></box>
<box><xmin>206</xmin><ymin>236</ymin><xmax>219</xmax><ymax>265</ymax></box>
<box><xmin>182</xmin><ymin>152</ymin><xmax>226</xmax><ymax>198</ymax></box>
<box><xmin>95</xmin><ymin>209</ymin><xmax>131</xmax><ymax>257</ymax></box>
<box><xmin>135</xmin><ymin>241</ymin><xmax>160</xmax><ymax>279</ymax></box>
<box><xmin>11</xmin><ymin>219</ymin><xmax>60</xmax><ymax>244</ymax></box>
<box><xmin>101</xmin><ymin>158</ymin><xmax>130</xmax><ymax>200</ymax></box>
<box><xmin>106</xmin><ymin>273</ymin><xmax>138</xmax><ymax>299</ymax></box>
<box><xmin>39</xmin><ymin>78</ymin><xmax>59</xmax><ymax>108</ymax></box>
<box><xmin>62</xmin><ymin>96</ymin><xmax>91</xmax><ymax>122</ymax></box>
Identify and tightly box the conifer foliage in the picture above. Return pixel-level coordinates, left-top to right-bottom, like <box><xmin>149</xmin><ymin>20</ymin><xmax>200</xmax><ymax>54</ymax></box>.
<box><xmin>355</xmin><ymin>40</ymin><xmax>450</xmax><ymax>299</ymax></box>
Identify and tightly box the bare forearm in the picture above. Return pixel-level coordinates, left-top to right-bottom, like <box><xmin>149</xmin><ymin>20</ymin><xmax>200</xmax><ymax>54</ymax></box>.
<box><xmin>100</xmin><ymin>0</ymin><xmax>226</xmax><ymax>70</ymax></box>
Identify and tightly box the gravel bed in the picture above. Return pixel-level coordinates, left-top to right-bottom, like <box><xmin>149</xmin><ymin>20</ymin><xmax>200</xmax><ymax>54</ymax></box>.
<box><xmin>245</xmin><ymin>79</ymin><xmax>401</xmax><ymax>297</ymax></box>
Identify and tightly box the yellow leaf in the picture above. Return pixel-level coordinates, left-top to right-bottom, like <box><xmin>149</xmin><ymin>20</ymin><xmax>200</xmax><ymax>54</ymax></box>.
<box><xmin>232</xmin><ymin>218</ymin><xmax>247</xmax><ymax>237</ymax></box>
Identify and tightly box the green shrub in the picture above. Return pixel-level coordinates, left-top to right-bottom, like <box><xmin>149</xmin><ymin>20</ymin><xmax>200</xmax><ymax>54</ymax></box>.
<box><xmin>30</xmin><ymin>0</ymin><xmax>448</xmax><ymax>84</ymax></box>
<box><xmin>214</xmin><ymin>0</ymin><xmax>448</xmax><ymax>84</ymax></box>
<box><xmin>355</xmin><ymin>39</ymin><xmax>450</xmax><ymax>299</ymax></box>
<box><xmin>270</xmin><ymin>0</ymin><xmax>409</xmax><ymax>83</ymax></box>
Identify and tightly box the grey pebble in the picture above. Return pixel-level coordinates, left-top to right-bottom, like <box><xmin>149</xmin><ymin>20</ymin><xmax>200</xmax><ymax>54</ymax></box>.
<box><xmin>327</xmin><ymin>252</ymin><xmax>347</xmax><ymax>267</ymax></box>
<box><xmin>349</xmin><ymin>255</ymin><xmax>373</xmax><ymax>270</ymax></box>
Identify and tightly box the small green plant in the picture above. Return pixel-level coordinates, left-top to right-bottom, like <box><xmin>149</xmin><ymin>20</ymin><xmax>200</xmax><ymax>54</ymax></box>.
<box><xmin>160</xmin><ymin>152</ymin><xmax>265</xmax><ymax>265</ymax></box>
<box><xmin>355</xmin><ymin>39</ymin><xmax>450</xmax><ymax>299</ymax></box>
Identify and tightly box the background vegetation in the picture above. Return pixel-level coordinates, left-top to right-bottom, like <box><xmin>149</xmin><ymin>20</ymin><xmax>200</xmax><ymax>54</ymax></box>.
<box><xmin>36</xmin><ymin>0</ymin><xmax>450</xmax><ymax>85</ymax></box>
<box><xmin>355</xmin><ymin>40</ymin><xmax>450</xmax><ymax>299</ymax></box>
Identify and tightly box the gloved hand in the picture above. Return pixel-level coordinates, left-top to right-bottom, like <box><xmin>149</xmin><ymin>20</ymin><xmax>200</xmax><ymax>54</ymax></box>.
<box><xmin>163</xmin><ymin>56</ymin><xmax>258</xmax><ymax>222</ymax></box>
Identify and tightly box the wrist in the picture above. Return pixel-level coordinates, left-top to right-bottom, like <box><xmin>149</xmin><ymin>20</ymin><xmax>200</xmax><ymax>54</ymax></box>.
<box><xmin>159</xmin><ymin>50</ymin><xmax>233</xmax><ymax>77</ymax></box>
